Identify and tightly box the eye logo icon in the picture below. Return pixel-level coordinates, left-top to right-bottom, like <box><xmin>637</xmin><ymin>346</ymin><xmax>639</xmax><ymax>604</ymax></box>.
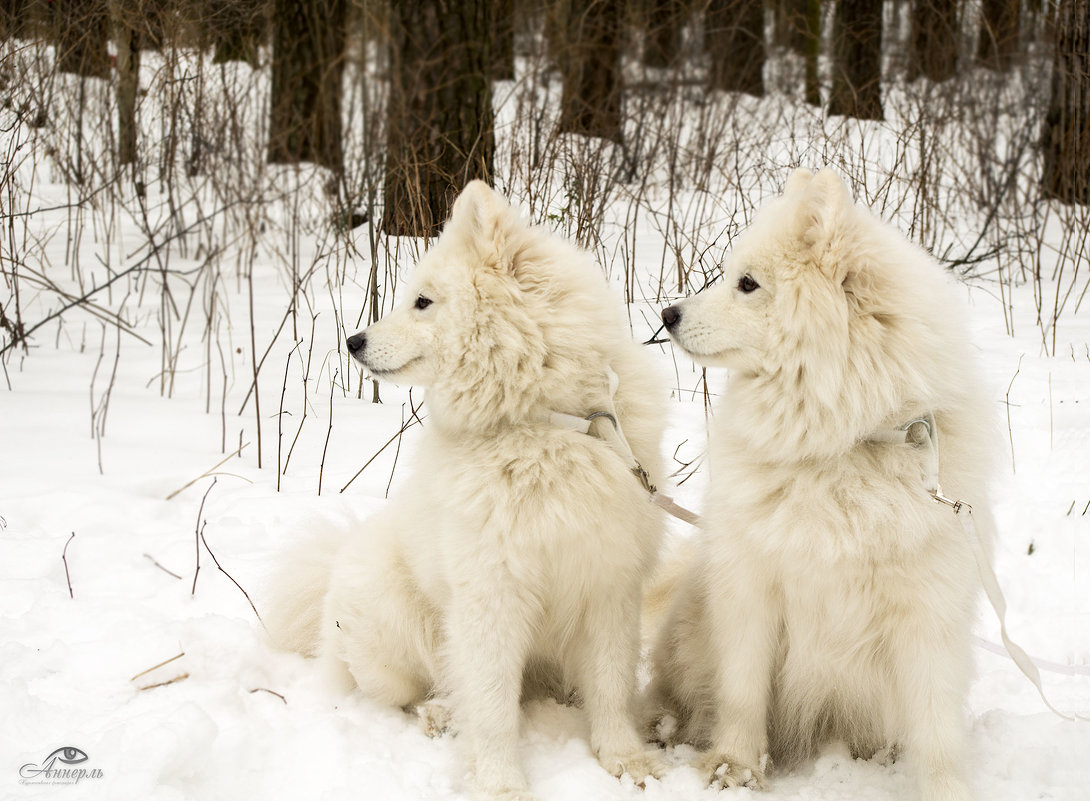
<box><xmin>48</xmin><ymin>747</ymin><xmax>88</xmax><ymax>766</ymax></box>
<box><xmin>19</xmin><ymin>746</ymin><xmax>102</xmax><ymax>784</ymax></box>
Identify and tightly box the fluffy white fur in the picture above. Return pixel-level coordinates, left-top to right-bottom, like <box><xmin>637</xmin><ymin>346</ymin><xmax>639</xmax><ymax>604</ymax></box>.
<box><xmin>648</xmin><ymin>169</ymin><xmax>996</xmax><ymax>801</ymax></box>
<box><xmin>267</xmin><ymin>182</ymin><xmax>666</xmax><ymax>801</ymax></box>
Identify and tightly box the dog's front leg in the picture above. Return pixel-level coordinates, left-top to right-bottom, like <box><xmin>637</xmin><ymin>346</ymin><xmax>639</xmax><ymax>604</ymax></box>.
<box><xmin>891</xmin><ymin>613</ymin><xmax>974</xmax><ymax>801</ymax></box>
<box><xmin>579</xmin><ymin>588</ymin><xmax>664</xmax><ymax>784</ymax></box>
<box><xmin>447</xmin><ymin>577</ymin><xmax>537</xmax><ymax>801</ymax></box>
<box><xmin>699</xmin><ymin>561</ymin><xmax>777</xmax><ymax>790</ymax></box>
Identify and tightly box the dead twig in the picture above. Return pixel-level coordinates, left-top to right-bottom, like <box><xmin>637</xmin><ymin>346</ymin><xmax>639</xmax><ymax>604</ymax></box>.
<box><xmin>191</xmin><ymin>478</ymin><xmax>218</xmax><ymax>596</ymax></box>
<box><xmin>277</xmin><ymin>340</ymin><xmax>303</xmax><ymax>492</ymax></box>
<box><xmin>137</xmin><ymin>673</ymin><xmax>189</xmax><ymax>691</ymax></box>
<box><xmin>143</xmin><ymin>553</ymin><xmax>183</xmax><ymax>580</ymax></box>
<box><xmin>166</xmin><ymin>442</ymin><xmax>250</xmax><ymax>500</ymax></box>
<box><xmin>1005</xmin><ymin>355</ymin><xmax>1023</xmax><ymax>474</ymax></box>
<box><xmin>249</xmin><ymin>687</ymin><xmax>287</xmax><ymax>704</ymax></box>
<box><xmin>199</xmin><ymin>528</ymin><xmax>265</xmax><ymax>628</ymax></box>
<box><xmin>340</xmin><ymin>410</ymin><xmax>425</xmax><ymax>494</ymax></box>
<box><xmin>61</xmin><ymin>532</ymin><xmax>75</xmax><ymax>599</ymax></box>
<box><xmin>130</xmin><ymin>651</ymin><xmax>186</xmax><ymax>682</ymax></box>
<box><xmin>386</xmin><ymin>389</ymin><xmax>425</xmax><ymax>499</ymax></box>
<box><xmin>319</xmin><ymin>368</ymin><xmax>338</xmax><ymax>495</ymax></box>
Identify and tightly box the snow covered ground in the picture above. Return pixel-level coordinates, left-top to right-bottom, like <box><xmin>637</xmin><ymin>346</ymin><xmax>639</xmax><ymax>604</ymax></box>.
<box><xmin>2</xmin><ymin>55</ymin><xmax>1089</xmax><ymax>801</ymax></box>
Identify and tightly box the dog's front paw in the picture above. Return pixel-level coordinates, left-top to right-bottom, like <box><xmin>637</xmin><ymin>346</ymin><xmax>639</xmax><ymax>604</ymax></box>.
<box><xmin>598</xmin><ymin>749</ymin><xmax>666</xmax><ymax>787</ymax></box>
<box><xmin>699</xmin><ymin>751</ymin><xmax>769</xmax><ymax>790</ymax></box>
<box><xmin>871</xmin><ymin>743</ymin><xmax>900</xmax><ymax>767</ymax></box>
<box><xmin>644</xmin><ymin>709</ymin><xmax>680</xmax><ymax>746</ymax></box>
<box><xmin>414</xmin><ymin>697</ymin><xmax>454</xmax><ymax>738</ymax></box>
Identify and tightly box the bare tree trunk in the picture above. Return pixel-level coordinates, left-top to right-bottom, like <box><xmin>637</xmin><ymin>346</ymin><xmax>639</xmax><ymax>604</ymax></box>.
<box><xmin>209</xmin><ymin>0</ymin><xmax>265</xmax><ymax>66</ymax></box>
<box><xmin>978</xmin><ymin>0</ymin><xmax>1021</xmax><ymax>71</ymax></box>
<box><xmin>111</xmin><ymin>0</ymin><xmax>140</xmax><ymax>166</ymax></box>
<box><xmin>829</xmin><ymin>0</ymin><xmax>883</xmax><ymax>120</ymax></box>
<box><xmin>706</xmin><ymin>0</ymin><xmax>765</xmax><ymax>97</ymax></box>
<box><xmin>909</xmin><ymin>0</ymin><xmax>959</xmax><ymax>82</ymax></box>
<box><xmin>644</xmin><ymin>0</ymin><xmax>686</xmax><ymax>69</ymax></box>
<box><xmin>268</xmin><ymin>0</ymin><xmax>347</xmax><ymax>173</ymax></box>
<box><xmin>774</xmin><ymin>0</ymin><xmax>807</xmax><ymax>52</ymax></box>
<box><xmin>1042</xmin><ymin>0</ymin><xmax>1090</xmax><ymax>203</ymax></box>
<box><xmin>557</xmin><ymin>0</ymin><xmax>624</xmax><ymax>142</ymax></box>
<box><xmin>381</xmin><ymin>0</ymin><xmax>494</xmax><ymax>236</ymax></box>
<box><xmin>1</xmin><ymin>0</ymin><xmax>24</xmax><ymax>41</ymax></box>
<box><xmin>493</xmin><ymin>0</ymin><xmax>515</xmax><ymax>79</ymax></box>
<box><xmin>802</xmin><ymin>0</ymin><xmax>821</xmax><ymax>106</ymax></box>
<box><xmin>53</xmin><ymin>0</ymin><xmax>110</xmax><ymax>78</ymax></box>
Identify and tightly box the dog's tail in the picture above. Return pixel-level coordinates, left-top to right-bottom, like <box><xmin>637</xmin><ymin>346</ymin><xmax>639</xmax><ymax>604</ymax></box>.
<box><xmin>263</xmin><ymin>528</ymin><xmax>345</xmax><ymax>657</ymax></box>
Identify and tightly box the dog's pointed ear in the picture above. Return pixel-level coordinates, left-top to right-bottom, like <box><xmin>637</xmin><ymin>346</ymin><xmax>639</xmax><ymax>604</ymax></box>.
<box><xmin>448</xmin><ymin>180</ymin><xmax>508</xmax><ymax>237</ymax></box>
<box><xmin>447</xmin><ymin>180</ymin><xmax>521</xmax><ymax>272</ymax></box>
<box><xmin>796</xmin><ymin>168</ymin><xmax>853</xmax><ymax>250</ymax></box>
<box><xmin>783</xmin><ymin>167</ymin><xmax>815</xmax><ymax>195</ymax></box>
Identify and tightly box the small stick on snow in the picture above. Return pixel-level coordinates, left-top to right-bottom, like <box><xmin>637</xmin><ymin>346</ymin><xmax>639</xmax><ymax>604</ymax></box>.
<box><xmin>1004</xmin><ymin>354</ymin><xmax>1023</xmax><ymax>474</ymax></box>
<box><xmin>191</xmin><ymin>478</ymin><xmax>217</xmax><ymax>596</ymax></box>
<box><xmin>277</xmin><ymin>340</ymin><xmax>303</xmax><ymax>492</ymax></box>
<box><xmin>318</xmin><ymin>368</ymin><xmax>337</xmax><ymax>496</ymax></box>
<box><xmin>166</xmin><ymin>442</ymin><xmax>250</xmax><ymax>501</ymax></box>
<box><xmin>137</xmin><ymin>673</ymin><xmax>189</xmax><ymax>691</ymax></box>
<box><xmin>199</xmin><ymin>529</ymin><xmax>265</xmax><ymax>629</ymax></box>
<box><xmin>61</xmin><ymin>532</ymin><xmax>75</xmax><ymax>598</ymax></box>
<box><xmin>143</xmin><ymin>553</ymin><xmax>183</xmax><ymax>580</ymax></box>
<box><xmin>249</xmin><ymin>687</ymin><xmax>287</xmax><ymax>704</ymax></box>
<box><xmin>130</xmin><ymin>651</ymin><xmax>186</xmax><ymax>682</ymax></box>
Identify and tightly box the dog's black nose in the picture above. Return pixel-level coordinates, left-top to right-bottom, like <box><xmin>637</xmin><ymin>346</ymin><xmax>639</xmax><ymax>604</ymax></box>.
<box><xmin>661</xmin><ymin>305</ymin><xmax>681</xmax><ymax>330</ymax></box>
<box><xmin>346</xmin><ymin>333</ymin><xmax>366</xmax><ymax>353</ymax></box>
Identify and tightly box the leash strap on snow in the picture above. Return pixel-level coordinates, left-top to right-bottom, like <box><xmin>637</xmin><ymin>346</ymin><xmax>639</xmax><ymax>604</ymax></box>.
<box><xmin>954</xmin><ymin>503</ymin><xmax>1077</xmax><ymax>721</ymax></box>
<box><xmin>971</xmin><ymin>636</ymin><xmax>1090</xmax><ymax>678</ymax></box>
<box><xmin>897</xmin><ymin>414</ymin><xmax>1082</xmax><ymax>722</ymax></box>
<box><xmin>549</xmin><ymin>369</ymin><xmax>702</xmax><ymax>528</ymax></box>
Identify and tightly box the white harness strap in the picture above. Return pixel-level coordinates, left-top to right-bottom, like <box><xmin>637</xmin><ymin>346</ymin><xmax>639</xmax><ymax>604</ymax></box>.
<box><xmin>550</xmin><ymin>368</ymin><xmax>702</xmax><ymax>527</ymax></box>
<box><xmin>886</xmin><ymin>413</ymin><xmax>1083</xmax><ymax>721</ymax></box>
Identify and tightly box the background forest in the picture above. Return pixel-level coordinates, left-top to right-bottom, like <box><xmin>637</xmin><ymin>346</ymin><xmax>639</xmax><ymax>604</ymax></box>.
<box><xmin>3</xmin><ymin>0</ymin><xmax>1089</xmax><ymax>386</ymax></box>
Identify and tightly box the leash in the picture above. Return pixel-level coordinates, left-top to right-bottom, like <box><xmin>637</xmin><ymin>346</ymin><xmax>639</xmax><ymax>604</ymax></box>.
<box><xmin>892</xmin><ymin>414</ymin><xmax>1086</xmax><ymax>722</ymax></box>
<box><xmin>549</xmin><ymin>369</ymin><xmax>702</xmax><ymax>528</ymax></box>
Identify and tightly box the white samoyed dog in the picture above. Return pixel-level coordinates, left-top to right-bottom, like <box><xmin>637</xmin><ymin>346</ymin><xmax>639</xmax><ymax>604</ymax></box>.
<box><xmin>268</xmin><ymin>181</ymin><xmax>666</xmax><ymax>800</ymax></box>
<box><xmin>648</xmin><ymin>168</ymin><xmax>996</xmax><ymax>801</ymax></box>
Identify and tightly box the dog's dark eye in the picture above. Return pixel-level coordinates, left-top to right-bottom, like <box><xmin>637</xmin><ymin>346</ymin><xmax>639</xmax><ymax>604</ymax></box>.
<box><xmin>737</xmin><ymin>274</ymin><xmax>760</xmax><ymax>294</ymax></box>
<box><xmin>414</xmin><ymin>296</ymin><xmax>433</xmax><ymax>310</ymax></box>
